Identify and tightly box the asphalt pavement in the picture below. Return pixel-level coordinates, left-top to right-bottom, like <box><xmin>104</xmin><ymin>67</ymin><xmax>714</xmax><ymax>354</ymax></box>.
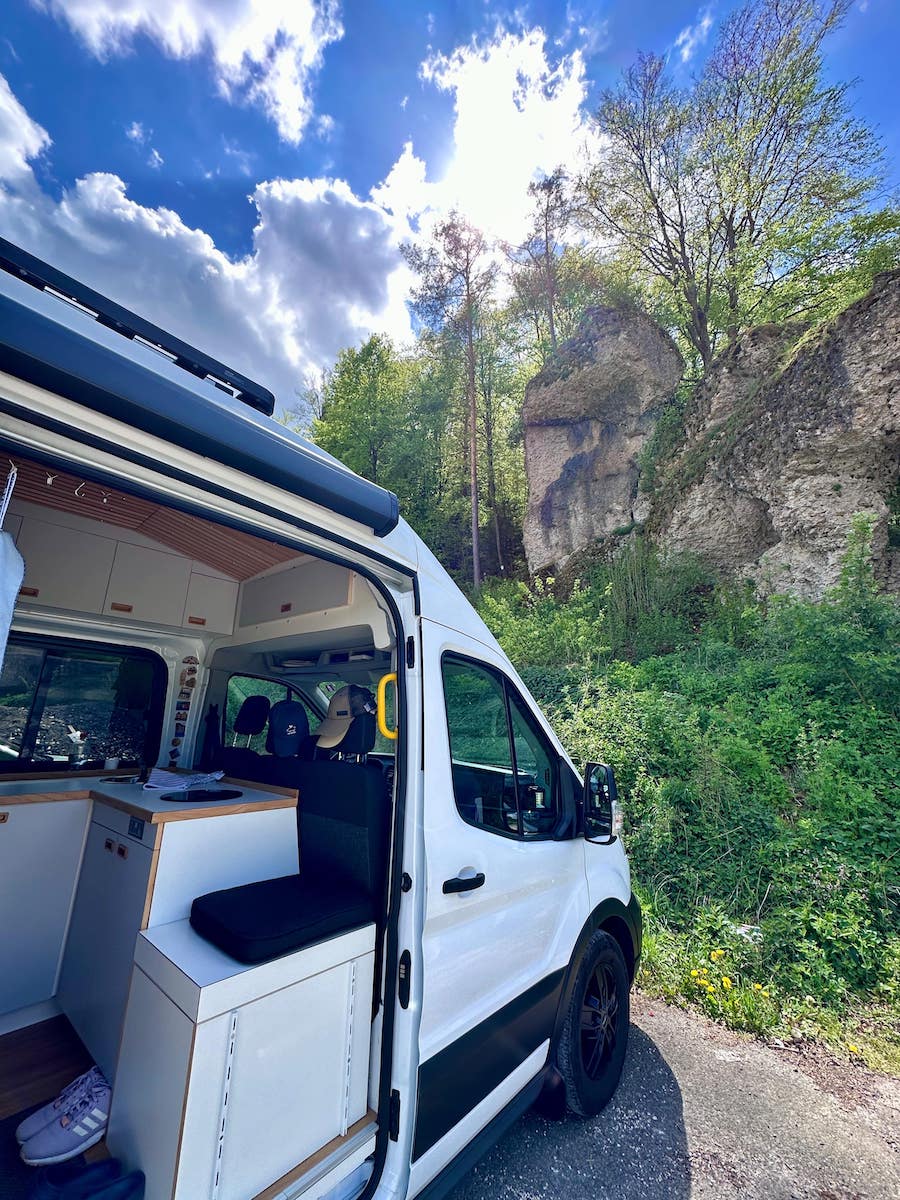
<box><xmin>447</xmin><ymin>994</ymin><xmax>900</xmax><ymax>1200</ymax></box>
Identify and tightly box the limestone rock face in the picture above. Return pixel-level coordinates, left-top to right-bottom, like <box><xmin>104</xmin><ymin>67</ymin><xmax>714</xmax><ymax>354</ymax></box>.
<box><xmin>657</xmin><ymin>271</ymin><xmax>900</xmax><ymax>598</ymax></box>
<box><xmin>523</xmin><ymin>306</ymin><xmax>683</xmax><ymax>572</ymax></box>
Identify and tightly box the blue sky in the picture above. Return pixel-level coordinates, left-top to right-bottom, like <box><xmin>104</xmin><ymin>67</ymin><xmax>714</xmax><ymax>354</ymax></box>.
<box><xmin>0</xmin><ymin>1</ymin><xmax>896</xmax><ymax>413</ymax></box>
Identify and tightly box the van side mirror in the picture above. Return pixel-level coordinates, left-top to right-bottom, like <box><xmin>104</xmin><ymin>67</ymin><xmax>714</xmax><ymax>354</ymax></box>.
<box><xmin>583</xmin><ymin>762</ymin><xmax>617</xmax><ymax>845</ymax></box>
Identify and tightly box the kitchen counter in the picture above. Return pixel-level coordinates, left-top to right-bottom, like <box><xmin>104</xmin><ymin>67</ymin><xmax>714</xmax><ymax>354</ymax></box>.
<box><xmin>0</xmin><ymin>775</ymin><xmax>297</xmax><ymax>822</ymax></box>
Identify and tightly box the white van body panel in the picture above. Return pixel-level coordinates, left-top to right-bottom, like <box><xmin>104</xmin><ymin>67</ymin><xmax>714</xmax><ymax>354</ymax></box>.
<box><xmin>411</xmin><ymin>618</ymin><xmax>590</xmax><ymax>1181</ymax></box>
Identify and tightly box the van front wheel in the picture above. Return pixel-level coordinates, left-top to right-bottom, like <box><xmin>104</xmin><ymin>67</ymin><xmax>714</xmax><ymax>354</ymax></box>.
<box><xmin>557</xmin><ymin>930</ymin><xmax>630</xmax><ymax>1117</ymax></box>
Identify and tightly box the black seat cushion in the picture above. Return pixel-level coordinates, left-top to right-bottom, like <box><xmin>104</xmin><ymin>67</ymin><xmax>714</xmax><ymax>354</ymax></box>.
<box><xmin>190</xmin><ymin>874</ymin><xmax>373</xmax><ymax>965</ymax></box>
<box><xmin>190</xmin><ymin>758</ymin><xmax>390</xmax><ymax>964</ymax></box>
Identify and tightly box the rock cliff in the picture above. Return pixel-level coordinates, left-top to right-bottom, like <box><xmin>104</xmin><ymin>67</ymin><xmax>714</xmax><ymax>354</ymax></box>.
<box><xmin>654</xmin><ymin>271</ymin><xmax>899</xmax><ymax>597</ymax></box>
<box><xmin>522</xmin><ymin>272</ymin><xmax>899</xmax><ymax>597</ymax></box>
<box><xmin>522</xmin><ymin>306</ymin><xmax>683</xmax><ymax>572</ymax></box>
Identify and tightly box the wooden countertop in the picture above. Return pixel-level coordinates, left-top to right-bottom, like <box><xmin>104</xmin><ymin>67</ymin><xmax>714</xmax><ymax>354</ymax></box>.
<box><xmin>0</xmin><ymin>775</ymin><xmax>297</xmax><ymax>823</ymax></box>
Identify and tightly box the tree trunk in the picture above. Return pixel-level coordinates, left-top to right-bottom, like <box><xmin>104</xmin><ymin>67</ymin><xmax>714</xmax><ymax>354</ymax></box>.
<box><xmin>465</xmin><ymin>307</ymin><xmax>481</xmax><ymax>590</ymax></box>
<box><xmin>482</xmin><ymin>378</ymin><xmax>505</xmax><ymax>575</ymax></box>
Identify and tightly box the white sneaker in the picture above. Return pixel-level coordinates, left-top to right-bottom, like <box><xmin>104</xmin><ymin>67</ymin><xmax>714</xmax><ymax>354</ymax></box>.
<box><xmin>20</xmin><ymin>1077</ymin><xmax>111</xmax><ymax>1165</ymax></box>
<box><xmin>15</xmin><ymin>1066</ymin><xmax>105</xmax><ymax>1145</ymax></box>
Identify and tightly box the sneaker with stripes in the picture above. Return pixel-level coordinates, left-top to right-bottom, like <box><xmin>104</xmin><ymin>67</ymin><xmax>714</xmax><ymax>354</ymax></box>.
<box><xmin>15</xmin><ymin>1065</ymin><xmax>105</xmax><ymax>1145</ymax></box>
<box><xmin>20</xmin><ymin>1077</ymin><xmax>112</xmax><ymax>1165</ymax></box>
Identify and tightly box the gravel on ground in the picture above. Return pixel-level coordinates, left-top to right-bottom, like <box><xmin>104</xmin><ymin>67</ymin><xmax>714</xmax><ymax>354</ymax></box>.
<box><xmin>447</xmin><ymin>993</ymin><xmax>900</xmax><ymax>1200</ymax></box>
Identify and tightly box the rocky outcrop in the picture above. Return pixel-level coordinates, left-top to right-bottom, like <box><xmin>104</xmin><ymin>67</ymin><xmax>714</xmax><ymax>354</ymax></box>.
<box><xmin>522</xmin><ymin>306</ymin><xmax>683</xmax><ymax>572</ymax></box>
<box><xmin>655</xmin><ymin>271</ymin><xmax>900</xmax><ymax>598</ymax></box>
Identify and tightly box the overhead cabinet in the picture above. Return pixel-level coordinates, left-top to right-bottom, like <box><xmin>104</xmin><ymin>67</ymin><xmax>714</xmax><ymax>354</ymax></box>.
<box><xmin>181</xmin><ymin>572</ymin><xmax>238</xmax><ymax>636</ymax></box>
<box><xmin>16</xmin><ymin>518</ymin><xmax>116</xmax><ymax>613</ymax></box>
<box><xmin>104</xmin><ymin>542</ymin><xmax>192</xmax><ymax>627</ymax></box>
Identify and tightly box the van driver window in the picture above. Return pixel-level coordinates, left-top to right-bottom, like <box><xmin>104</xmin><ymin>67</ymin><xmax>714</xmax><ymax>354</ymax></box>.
<box><xmin>0</xmin><ymin>635</ymin><xmax>164</xmax><ymax>771</ymax></box>
<box><xmin>441</xmin><ymin>654</ymin><xmax>559</xmax><ymax>839</ymax></box>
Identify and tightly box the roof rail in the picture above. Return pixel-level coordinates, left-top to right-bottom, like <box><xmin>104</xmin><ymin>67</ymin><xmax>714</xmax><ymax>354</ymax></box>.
<box><xmin>0</xmin><ymin>236</ymin><xmax>275</xmax><ymax>416</ymax></box>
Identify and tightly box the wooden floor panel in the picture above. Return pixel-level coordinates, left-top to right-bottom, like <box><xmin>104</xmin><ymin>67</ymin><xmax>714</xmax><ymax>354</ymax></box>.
<box><xmin>0</xmin><ymin>1015</ymin><xmax>93</xmax><ymax>1121</ymax></box>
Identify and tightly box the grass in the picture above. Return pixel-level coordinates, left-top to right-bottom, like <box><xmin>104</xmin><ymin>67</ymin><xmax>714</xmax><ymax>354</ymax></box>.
<box><xmin>477</xmin><ymin>519</ymin><xmax>900</xmax><ymax>1073</ymax></box>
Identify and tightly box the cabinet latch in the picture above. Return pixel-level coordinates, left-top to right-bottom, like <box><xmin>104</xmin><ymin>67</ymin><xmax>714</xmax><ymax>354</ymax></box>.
<box><xmin>389</xmin><ymin>1090</ymin><xmax>401</xmax><ymax>1141</ymax></box>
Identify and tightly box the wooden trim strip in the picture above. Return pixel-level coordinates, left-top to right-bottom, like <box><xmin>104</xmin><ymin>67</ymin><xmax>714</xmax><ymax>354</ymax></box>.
<box><xmin>252</xmin><ymin>1112</ymin><xmax>377</xmax><ymax>1200</ymax></box>
<box><xmin>0</xmin><ymin>789</ymin><xmax>92</xmax><ymax>805</ymax></box>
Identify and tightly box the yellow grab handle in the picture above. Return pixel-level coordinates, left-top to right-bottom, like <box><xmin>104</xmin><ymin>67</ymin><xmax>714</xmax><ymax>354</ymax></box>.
<box><xmin>377</xmin><ymin>672</ymin><xmax>398</xmax><ymax>741</ymax></box>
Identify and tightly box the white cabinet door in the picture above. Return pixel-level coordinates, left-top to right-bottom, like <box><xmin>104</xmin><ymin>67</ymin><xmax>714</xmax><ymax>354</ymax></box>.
<box><xmin>0</xmin><ymin>800</ymin><xmax>90</xmax><ymax>1015</ymax></box>
<box><xmin>181</xmin><ymin>573</ymin><xmax>237</xmax><ymax>635</ymax></box>
<box><xmin>16</xmin><ymin>518</ymin><xmax>116</xmax><ymax>614</ymax></box>
<box><xmin>57</xmin><ymin>820</ymin><xmax>154</xmax><ymax>1079</ymax></box>
<box><xmin>104</xmin><ymin>542</ymin><xmax>191</xmax><ymax>627</ymax></box>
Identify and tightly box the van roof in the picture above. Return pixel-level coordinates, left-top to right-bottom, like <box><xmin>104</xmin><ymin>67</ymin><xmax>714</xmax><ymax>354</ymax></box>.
<box><xmin>0</xmin><ymin>239</ymin><xmax>511</xmax><ymax>663</ymax></box>
<box><xmin>0</xmin><ymin>238</ymin><xmax>399</xmax><ymax>537</ymax></box>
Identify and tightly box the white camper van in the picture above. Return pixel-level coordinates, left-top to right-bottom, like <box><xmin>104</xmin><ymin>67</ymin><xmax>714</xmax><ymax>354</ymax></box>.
<box><xmin>0</xmin><ymin>239</ymin><xmax>641</xmax><ymax>1200</ymax></box>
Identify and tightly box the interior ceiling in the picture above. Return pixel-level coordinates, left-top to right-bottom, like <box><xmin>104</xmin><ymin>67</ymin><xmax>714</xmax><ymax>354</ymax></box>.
<box><xmin>8</xmin><ymin>455</ymin><xmax>300</xmax><ymax>581</ymax></box>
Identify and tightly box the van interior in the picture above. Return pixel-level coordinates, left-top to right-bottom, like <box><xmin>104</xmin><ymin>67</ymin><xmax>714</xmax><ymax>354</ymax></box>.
<box><xmin>0</xmin><ymin>451</ymin><xmax>401</xmax><ymax>1200</ymax></box>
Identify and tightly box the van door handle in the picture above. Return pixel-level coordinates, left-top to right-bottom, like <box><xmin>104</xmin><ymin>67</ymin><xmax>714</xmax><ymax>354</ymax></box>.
<box><xmin>442</xmin><ymin>872</ymin><xmax>485</xmax><ymax>894</ymax></box>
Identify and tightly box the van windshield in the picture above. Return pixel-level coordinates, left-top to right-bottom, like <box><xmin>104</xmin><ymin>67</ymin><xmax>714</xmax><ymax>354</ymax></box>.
<box><xmin>0</xmin><ymin>636</ymin><xmax>165</xmax><ymax>770</ymax></box>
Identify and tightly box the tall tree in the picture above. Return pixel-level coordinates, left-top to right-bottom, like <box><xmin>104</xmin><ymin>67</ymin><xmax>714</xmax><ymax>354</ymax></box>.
<box><xmin>311</xmin><ymin>335</ymin><xmax>400</xmax><ymax>484</ymax></box>
<box><xmin>507</xmin><ymin>169</ymin><xmax>572</xmax><ymax>362</ymax></box>
<box><xmin>577</xmin><ymin>0</ymin><xmax>882</xmax><ymax>367</ymax></box>
<box><xmin>404</xmin><ymin>213</ymin><xmax>496</xmax><ymax>589</ymax></box>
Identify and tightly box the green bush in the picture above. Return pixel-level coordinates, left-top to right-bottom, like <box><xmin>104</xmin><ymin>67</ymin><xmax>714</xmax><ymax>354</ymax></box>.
<box><xmin>478</xmin><ymin>518</ymin><xmax>900</xmax><ymax>1067</ymax></box>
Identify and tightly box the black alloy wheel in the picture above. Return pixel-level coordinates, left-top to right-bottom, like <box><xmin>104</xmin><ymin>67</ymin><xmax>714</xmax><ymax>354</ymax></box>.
<box><xmin>557</xmin><ymin>929</ymin><xmax>630</xmax><ymax>1116</ymax></box>
<box><xmin>581</xmin><ymin>959</ymin><xmax>619</xmax><ymax>1080</ymax></box>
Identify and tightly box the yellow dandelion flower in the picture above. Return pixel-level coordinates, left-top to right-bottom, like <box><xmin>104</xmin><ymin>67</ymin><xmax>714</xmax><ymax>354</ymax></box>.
<box><xmin>848</xmin><ymin>1043</ymin><xmax>859</xmax><ymax>1054</ymax></box>
<box><xmin>691</xmin><ymin>969</ymin><xmax>699</xmax><ymax>977</ymax></box>
<box><xmin>761</xmin><ymin>990</ymin><xmax>770</xmax><ymax>998</ymax></box>
<box><xmin>721</xmin><ymin>977</ymin><xmax>732</xmax><ymax>989</ymax></box>
<box><xmin>753</xmin><ymin>983</ymin><xmax>762</xmax><ymax>991</ymax></box>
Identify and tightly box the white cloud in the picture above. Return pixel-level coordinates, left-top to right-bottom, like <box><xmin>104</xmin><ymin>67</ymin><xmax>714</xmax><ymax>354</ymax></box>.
<box><xmin>0</xmin><ymin>73</ymin><xmax>50</xmax><ymax>182</ymax></box>
<box><xmin>35</xmin><ymin>0</ymin><xmax>343</xmax><ymax>143</ymax></box>
<box><xmin>125</xmin><ymin>121</ymin><xmax>145</xmax><ymax>143</ymax></box>
<box><xmin>382</xmin><ymin>27</ymin><xmax>596</xmax><ymax>244</ymax></box>
<box><xmin>0</xmin><ymin>73</ymin><xmax>412</xmax><ymax>417</ymax></box>
<box><xmin>674</xmin><ymin>6</ymin><xmax>714</xmax><ymax>64</ymax></box>
<box><xmin>147</xmin><ymin>147</ymin><xmax>164</xmax><ymax>169</ymax></box>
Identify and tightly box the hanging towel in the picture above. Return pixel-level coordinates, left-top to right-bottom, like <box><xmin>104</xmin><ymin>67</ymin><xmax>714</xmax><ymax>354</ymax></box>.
<box><xmin>0</xmin><ymin>532</ymin><xmax>24</xmax><ymax>672</ymax></box>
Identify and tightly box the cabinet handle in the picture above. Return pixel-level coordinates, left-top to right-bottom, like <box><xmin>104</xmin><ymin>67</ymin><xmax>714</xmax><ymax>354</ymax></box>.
<box><xmin>19</xmin><ymin>586</ymin><xmax>39</xmax><ymax>597</ymax></box>
<box><xmin>104</xmin><ymin>838</ymin><xmax>115</xmax><ymax>853</ymax></box>
<box><xmin>0</xmin><ymin>812</ymin><xmax>8</xmax><ymax>824</ymax></box>
<box><xmin>116</xmin><ymin>843</ymin><xmax>129</xmax><ymax>860</ymax></box>
<box><xmin>188</xmin><ymin>615</ymin><xmax>207</xmax><ymax>626</ymax></box>
<box><xmin>110</xmin><ymin>602</ymin><xmax>133</xmax><ymax>613</ymax></box>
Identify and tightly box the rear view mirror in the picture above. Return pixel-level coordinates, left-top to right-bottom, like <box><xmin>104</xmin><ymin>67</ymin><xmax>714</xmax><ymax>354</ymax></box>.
<box><xmin>583</xmin><ymin>762</ymin><xmax>617</xmax><ymax>845</ymax></box>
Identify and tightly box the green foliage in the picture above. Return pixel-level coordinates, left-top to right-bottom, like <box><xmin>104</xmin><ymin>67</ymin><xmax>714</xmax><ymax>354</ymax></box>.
<box><xmin>480</xmin><ymin>522</ymin><xmax>900</xmax><ymax>1065</ymax></box>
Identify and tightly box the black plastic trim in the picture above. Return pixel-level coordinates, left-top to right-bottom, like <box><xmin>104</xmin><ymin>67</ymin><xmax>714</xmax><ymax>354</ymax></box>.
<box><xmin>412</xmin><ymin>968</ymin><xmax>564</xmax><ymax>1161</ymax></box>
<box><xmin>0</xmin><ymin>235</ymin><xmax>275</xmax><ymax>415</ymax></box>
<box><xmin>415</xmin><ymin>1071</ymin><xmax>548</xmax><ymax>1200</ymax></box>
<box><xmin>0</xmin><ymin>286</ymin><xmax>400</xmax><ymax>535</ymax></box>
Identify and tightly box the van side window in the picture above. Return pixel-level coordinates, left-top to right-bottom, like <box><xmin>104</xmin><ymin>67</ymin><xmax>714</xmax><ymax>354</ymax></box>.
<box><xmin>441</xmin><ymin>655</ymin><xmax>559</xmax><ymax>839</ymax></box>
<box><xmin>0</xmin><ymin>635</ymin><xmax>165</xmax><ymax>770</ymax></box>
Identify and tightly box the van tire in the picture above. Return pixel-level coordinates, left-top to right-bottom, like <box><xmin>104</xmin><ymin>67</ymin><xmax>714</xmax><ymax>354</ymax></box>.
<box><xmin>557</xmin><ymin>930</ymin><xmax>629</xmax><ymax>1117</ymax></box>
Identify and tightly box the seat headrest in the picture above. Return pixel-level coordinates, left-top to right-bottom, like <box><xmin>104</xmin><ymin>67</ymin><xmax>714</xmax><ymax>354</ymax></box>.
<box><xmin>233</xmin><ymin>694</ymin><xmax>271</xmax><ymax>736</ymax></box>
<box><xmin>266</xmin><ymin>699</ymin><xmax>310</xmax><ymax>758</ymax></box>
<box><xmin>328</xmin><ymin>711</ymin><xmax>376</xmax><ymax>757</ymax></box>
